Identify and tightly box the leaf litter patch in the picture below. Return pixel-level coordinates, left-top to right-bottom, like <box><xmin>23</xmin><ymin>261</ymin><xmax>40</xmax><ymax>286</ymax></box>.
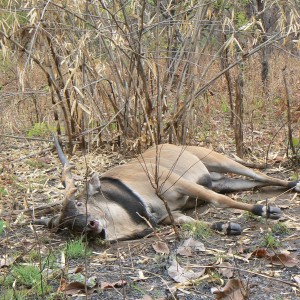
<box><xmin>0</xmin><ymin>137</ymin><xmax>299</xmax><ymax>299</ymax></box>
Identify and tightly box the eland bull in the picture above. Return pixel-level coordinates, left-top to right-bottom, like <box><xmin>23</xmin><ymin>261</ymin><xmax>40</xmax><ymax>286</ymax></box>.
<box><xmin>35</xmin><ymin>137</ymin><xmax>300</xmax><ymax>241</ymax></box>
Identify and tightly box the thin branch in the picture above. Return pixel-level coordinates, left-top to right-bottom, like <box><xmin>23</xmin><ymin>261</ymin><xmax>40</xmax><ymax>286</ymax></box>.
<box><xmin>164</xmin><ymin>31</ymin><xmax>290</xmax><ymax>133</ymax></box>
<box><xmin>0</xmin><ymin>134</ymin><xmax>52</xmax><ymax>142</ymax></box>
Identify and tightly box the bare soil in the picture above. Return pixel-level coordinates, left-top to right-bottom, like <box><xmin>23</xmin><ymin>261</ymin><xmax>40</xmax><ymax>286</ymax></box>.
<box><xmin>0</xmin><ymin>138</ymin><xmax>299</xmax><ymax>300</ymax></box>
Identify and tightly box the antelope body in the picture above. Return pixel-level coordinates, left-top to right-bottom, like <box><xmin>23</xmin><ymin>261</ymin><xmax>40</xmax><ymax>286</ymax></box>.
<box><xmin>36</xmin><ymin>140</ymin><xmax>300</xmax><ymax>241</ymax></box>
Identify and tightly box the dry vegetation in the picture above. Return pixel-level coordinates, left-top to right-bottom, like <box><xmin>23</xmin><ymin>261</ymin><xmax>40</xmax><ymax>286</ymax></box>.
<box><xmin>0</xmin><ymin>0</ymin><xmax>300</xmax><ymax>299</ymax></box>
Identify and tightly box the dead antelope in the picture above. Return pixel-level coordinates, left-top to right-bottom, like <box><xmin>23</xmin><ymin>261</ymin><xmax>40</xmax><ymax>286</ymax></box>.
<box><xmin>35</xmin><ymin>138</ymin><xmax>300</xmax><ymax>241</ymax></box>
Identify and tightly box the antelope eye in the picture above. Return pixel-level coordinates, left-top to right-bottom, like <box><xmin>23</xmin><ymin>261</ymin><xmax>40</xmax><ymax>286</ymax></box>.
<box><xmin>76</xmin><ymin>201</ymin><xmax>83</xmax><ymax>207</ymax></box>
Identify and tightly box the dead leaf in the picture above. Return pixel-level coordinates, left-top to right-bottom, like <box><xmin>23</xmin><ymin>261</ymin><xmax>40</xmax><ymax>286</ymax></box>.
<box><xmin>247</xmin><ymin>248</ymin><xmax>269</xmax><ymax>259</ymax></box>
<box><xmin>60</xmin><ymin>281</ymin><xmax>98</xmax><ymax>296</ymax></box>
<box><xmin>267</xmin><ymin>253</ymin><xmax>299</xmax><ymax>267</ymax></box>
<box><xmin>138</xmin><ymin>296</ymin><xmax>153</xmax><ymax>300</ymax></box>
<box><xmin>152</xmin><ymin>241</ymin><xmax>169</xmax><ymax>255</ymax></box>
<box><xmin>294</xmin><ymin>275</ymin><xmax>300</xmax><ymax>287</ymax></box>
<box><xmin>137</xmin><ymin>295</ymin><xmax>165</xmax><ymax>300</ymax></box>
<box><xmin>131</xmin><ymin>270</ymin><xmax>149</xmax><ymax>282</ymax></box>
<box><xmin>218</xmin><ymin>262</ymin><xmax>234</xmax><ymax>278</ymax></box>
<box><xmin>177</xmin><ymin>237</ymin><xmax>205</xmax><ymax>256</ymax></box>
<box><xmin>101</xmin><ymin>280</ymin><xmax>127</xmax><ymax>290</ymax></box>
<box><xmin>183</xmin><ymin>237</ymin><xmax>206</xmax><ymax>251</ymax></box>
<box><xmin>177</xmin><ymin>246</ymin><xmax>193</xmax><ymax>257</ymax></box>
<box><xmin>212</xmin><ymin>279</ymin><xmax>247</xmax><ymax>300</ymax></box>
<box><xmin>0</xmin><ymin>255</ymin><xmax>16</xmax><ymax>268</ymax></box>
<box><xmin>58</xmin><ymin>278</ymin><xmax>67</xmax><ymax>292</ymax></box>
<box><xmin>272</xmin><ymin>155</ymin><xmax>284</xmax><ymax>163</ymax></box>
<box><xmin>68</xmin><ymin>265</ymin><xmax>84</xmax><ymax>274</ymax></box>
<box><xmin>248</xmin><ymin>248</ymin><xmax>299</xmax><ymax>267</ymax></box>
<box><xmin>278</xmin><ymin>204</ymin><xmax>290</xmax><ymax>209</ymax></box>
<box><xmin>168</xmin><ymin>259</ymin><xmax>205</xmax><ymax>283</ymax></box>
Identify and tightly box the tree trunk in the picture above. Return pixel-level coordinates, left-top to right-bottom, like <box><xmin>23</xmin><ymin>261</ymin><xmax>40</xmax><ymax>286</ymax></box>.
<box><xmin>235</xmin><ymin>71</ymin><xmax>244</xmax><ymax>158</ymax></box>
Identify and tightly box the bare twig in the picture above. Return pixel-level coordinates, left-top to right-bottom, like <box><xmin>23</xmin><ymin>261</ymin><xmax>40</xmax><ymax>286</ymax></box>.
<box><xmin>282</xmin><ymin>66</ymin><xmax>295</xmax><ymax>156</ymax></box>
<box><xmin>0</xmin><ymin>201</ymin><xmax>63</xmax><ymax>219</ymax></box>
<box><xmin>0</xmin><ymin>134</ymin><xmax>51</xmax><ymax>142</ymax></box>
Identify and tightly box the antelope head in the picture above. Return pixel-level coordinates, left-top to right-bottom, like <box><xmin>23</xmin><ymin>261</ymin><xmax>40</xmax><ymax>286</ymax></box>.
<box><xmin>35</xmin><ymin>136</ymin><xmax>106</xmax><ymax>239</ymax></box>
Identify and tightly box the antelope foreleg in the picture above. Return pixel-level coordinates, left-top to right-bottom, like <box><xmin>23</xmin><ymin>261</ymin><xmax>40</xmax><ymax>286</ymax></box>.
<box><xmin>162</xmin><ymin>211</ymin><xmax>196</xmax><ymax>225</ymax></box>
<box><xmin>161</xmin><ymin>211</ymin><xmax>242</xmax><ymax>235</ymax></box>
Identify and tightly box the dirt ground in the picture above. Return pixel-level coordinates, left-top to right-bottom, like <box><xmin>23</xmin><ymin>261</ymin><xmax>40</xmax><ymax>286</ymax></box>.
<box><xmin>0</xmin><ymin>138</ymin><xmax>299</xmax><ymax>300</ymax></box>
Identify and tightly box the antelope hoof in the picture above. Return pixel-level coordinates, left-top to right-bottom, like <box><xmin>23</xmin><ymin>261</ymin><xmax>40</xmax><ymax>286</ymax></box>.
<box><xmin>288</xmin><ymin>180</ymin><xmax>300</xmax><ymax>192</ymax></box>
<box><xmin>252</xmin><ymin>205</ymin><xmax>282</xmax><ymax>220</ymax></box>
<box><xmin>211</xmin><ymin>222</ymin><xmax>242</xmax><ymax>236</ymax></box>
<box><xmin>295</xmin><ymin>181</ymin><xmax>300</xmax><ymax>192</ymax></box>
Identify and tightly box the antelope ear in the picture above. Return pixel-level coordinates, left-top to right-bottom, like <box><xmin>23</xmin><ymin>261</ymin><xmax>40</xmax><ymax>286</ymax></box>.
<box><xmin>88</xmin><ymin>173</ymin><xmax>101</xmax><ymax>196</ymax></box>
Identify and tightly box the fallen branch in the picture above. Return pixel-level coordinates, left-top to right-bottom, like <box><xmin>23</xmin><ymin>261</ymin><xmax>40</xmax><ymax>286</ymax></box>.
<box><xmin>189</xmin><ymin>264</ymin><xmax>299</xmax><ymax>288</ymax></box>
<box><xmin>231</xmin><ymin>154</ymin><xmax>266</xmax><ymax>169</ymax></box>
<box><xmin>0</xmin><ymin>201</ymin><xmax>63</xmax><ymax>219</ymax></box>
<box><xmin>0</xmin><ymin>134</ymin><xmax>52</xmax><ymax>142</ymax></box>
<box><xmin>12</xmin><ymin>148</ymin><xmax>53</xmax><ymax>163</ymax></box>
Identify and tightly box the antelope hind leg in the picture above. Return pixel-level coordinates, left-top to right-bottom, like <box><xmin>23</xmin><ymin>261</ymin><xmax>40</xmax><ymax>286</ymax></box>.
<box><xmin>188</xmin><ymin>146</ymin><xmax>300</xmax><ymax>191</ymax></box>
<box><xmin>212</xmin><ymin>177</ymin><xmax>273</xmax><ymax>192</ymax></box>
<box><xmin>212</xmin><ymin>177</ymin><xmax>300</xmax><ymax>193</ymax></box>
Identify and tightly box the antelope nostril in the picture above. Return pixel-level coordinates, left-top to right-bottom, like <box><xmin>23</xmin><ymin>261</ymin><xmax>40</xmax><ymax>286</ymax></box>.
<box><xmin>88</xmin><ymin>220</ymin><xmax>99</xmax><ymax>229</ymax></box>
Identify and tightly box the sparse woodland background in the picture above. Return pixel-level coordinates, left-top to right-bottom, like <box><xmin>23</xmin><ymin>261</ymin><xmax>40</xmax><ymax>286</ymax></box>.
<box><xmin>1</xmin><ymin>1</ymin><xmax>300</xmax><ymax>299</ymax></box>
<box><xmin>0</xmin><ymin>0</ymin><xmax>299</xmax><ymax>159</ymax></box>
